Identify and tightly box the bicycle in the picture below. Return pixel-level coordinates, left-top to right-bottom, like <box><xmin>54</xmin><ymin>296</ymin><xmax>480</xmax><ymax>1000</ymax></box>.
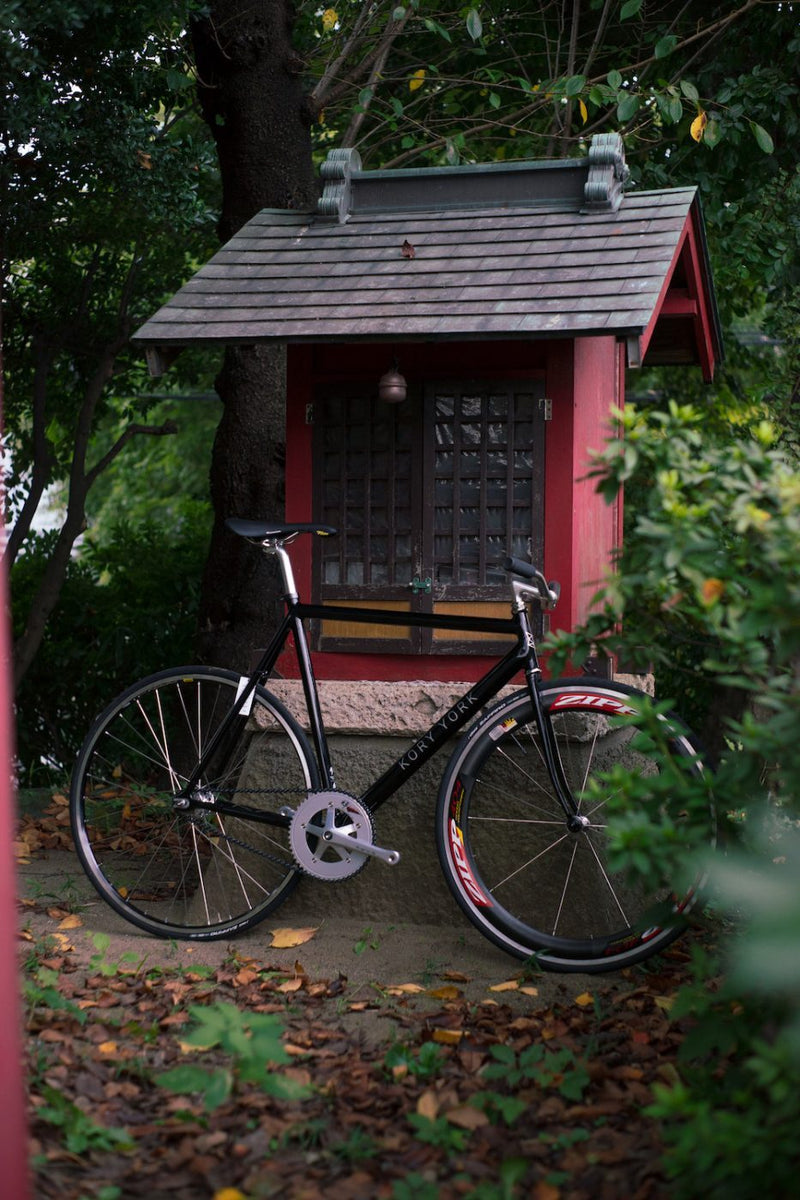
<box><xmin>70</xmin><ymin>520</ymin><xmax>710</xmax><ymax>973</ymax></box>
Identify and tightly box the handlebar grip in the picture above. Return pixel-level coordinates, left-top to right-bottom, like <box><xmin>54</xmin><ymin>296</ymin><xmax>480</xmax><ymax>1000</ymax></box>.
<box><xmin>548</xmin><ymin>580</ymin><xmax>562</xmax><ymax>603</ymax></box>
<box><xmin>503</xmin><ymin>556</ymin><xmax>539</xmax><ymax>580</ymax></box>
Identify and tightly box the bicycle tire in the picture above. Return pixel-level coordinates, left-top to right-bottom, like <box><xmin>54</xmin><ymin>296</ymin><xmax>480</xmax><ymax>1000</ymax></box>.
<box><xmin>435</xmin><ymin>679</ymin><xmax>711</xmax><ymax>972</ymax></box>
<box><xmin>70</xmin><ymin>666</ymin><xmax>320</xmax><ymax>939</ymax></box>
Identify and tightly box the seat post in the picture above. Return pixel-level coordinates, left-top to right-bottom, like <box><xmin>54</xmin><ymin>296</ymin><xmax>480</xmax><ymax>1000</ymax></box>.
<box><xmin>264</xmin><ymin>540</ymin><xmax>298</xmax><ymax>603</ymax></box>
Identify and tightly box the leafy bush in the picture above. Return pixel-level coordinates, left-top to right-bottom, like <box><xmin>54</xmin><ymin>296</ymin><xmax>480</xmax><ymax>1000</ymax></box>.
<box><xmin>11</xmin><ymin>519</ymin><xmax>208</xmax><ymax>784</ymax></box>
<box><xmin>547</xmin><ymin>400</ymin><xmax>800</xmax><ymax>1195</ymax></box>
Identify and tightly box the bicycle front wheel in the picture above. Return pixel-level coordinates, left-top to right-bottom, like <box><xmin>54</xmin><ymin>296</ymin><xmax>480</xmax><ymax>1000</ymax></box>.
<box><xmin>70</xmin><ymin>667</ymin><xmax>319</xmax><ymax>939</ymax></box>
<box><xmin>436</xmin><ymin>679</ymin><xmax>711</xmax><ymax>972</ymax></box>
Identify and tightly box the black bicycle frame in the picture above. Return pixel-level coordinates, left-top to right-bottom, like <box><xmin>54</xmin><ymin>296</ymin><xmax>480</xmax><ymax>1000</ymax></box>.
<box><xmin>180</xmin><ymin>594</ymin><xmax>578</xmax><ymax>823</ymax></box>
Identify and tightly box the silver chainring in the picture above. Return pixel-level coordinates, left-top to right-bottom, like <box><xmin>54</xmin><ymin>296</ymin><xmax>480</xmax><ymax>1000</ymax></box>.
<box><xmin>289</xmin><ymin>790</ymin><xmax>375</xmax><ymax>881</ymax></box>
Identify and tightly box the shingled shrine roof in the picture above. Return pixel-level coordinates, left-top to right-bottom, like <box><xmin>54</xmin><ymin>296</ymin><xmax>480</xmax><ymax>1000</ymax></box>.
<box><xmin>134</xmin><ymin>134</ymin><xmax>722</xmax><ymax>379</ymax></box>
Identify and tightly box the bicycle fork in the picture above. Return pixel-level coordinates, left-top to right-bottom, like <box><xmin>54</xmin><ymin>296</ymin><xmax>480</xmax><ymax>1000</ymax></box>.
<box><xmin>518</xmin><ymin>616</ymin><xmax>590</xmax><ymax>834</ymax></box>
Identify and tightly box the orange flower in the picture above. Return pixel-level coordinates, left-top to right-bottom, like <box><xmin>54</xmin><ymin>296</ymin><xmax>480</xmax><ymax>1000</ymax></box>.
<box><xmin>700</xmin><ymin>578</ymin><xmax>725</xmax><ymax>605</ymax></box>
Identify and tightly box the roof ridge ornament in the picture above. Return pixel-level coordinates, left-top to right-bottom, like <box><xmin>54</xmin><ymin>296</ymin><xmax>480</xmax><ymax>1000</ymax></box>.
<box><xmin>582</xmin><ymin>133</ymin><xmax>630</xmax><ymax>213</ymax></box>
<box><xmin>317</xmin><ymin>147</ymin><xmax>362</xmax><ymax>223</ymax></box>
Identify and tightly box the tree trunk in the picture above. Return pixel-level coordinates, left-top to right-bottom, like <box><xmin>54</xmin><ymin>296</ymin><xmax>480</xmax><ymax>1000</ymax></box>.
<box><xmin>195</xmin><ymin>344</ymin><xmax>290</xmax><ymax>669</ymax></box>
<box><xmin>191</xmin><ymin>0</ymin><xmax>318</xmax><ymax>669</ymax></box>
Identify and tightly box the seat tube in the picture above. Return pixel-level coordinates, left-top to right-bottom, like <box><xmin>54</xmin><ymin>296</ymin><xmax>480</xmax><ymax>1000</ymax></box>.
<box><xmin>289</xmin><ymin>607</ymin><xmax>335</xmax><ymax>789</ymax></box>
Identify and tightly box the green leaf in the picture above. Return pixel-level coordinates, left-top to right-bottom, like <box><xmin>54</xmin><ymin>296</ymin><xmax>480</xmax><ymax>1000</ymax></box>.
<box><xmin>393</xmin><ymin>5</ymin><xmax>406</xmax><ymax>18</ymax></box>
<box><xmin>565</xmin><ymin>74</ymin><xmax>586</xmax><ymax>97</ymax></box>
<box><xmin>489</xmin><ymin>91</ymin><xmax>501</xmax><ymax>109</ymax></box>
<box><xmin>157</xmin><ymin>1063</ymin><xmax>233</xmax><ymax>1110</ymax></box>
<box><xmin>655</xmin><ymin>35</ymin><xmax>678</xmax><ymax>59</ymax></box>
<box><xmin>157</xmin><ymin>1063</ymin><xmax>214</xmax><ymax>1092</ymax></box>
<box><xmin>424</xmin><ymin>17</ymin><xmax>451</xmax><ymax>42</ymax></box>
<box><xmin>620</xmin><ymin>0</ymin><xmax>643</xmax><ymax>19</ymax></box>
<box><xmin>466</xmin><ymin>8</ymin><xmax>482</xmax><ymax>41</ymax></box>
<box><xmin>751</xmin><ymin>122</ymin><xmax>774</xmax><ymax>153</ymax></box>
<box><xmin>616</xmin><ymin>93</ymin><xmax>640</xmax><ymax>122</ymax></box>
<box><xmin>704</xmin><ymin>118</ymin><xmax>721</xmax><ymax>147</ymax></box>
<box><xmin>203</xmin><ymin>1067</ymin><xmax>234</xmax><ymax>1110</ymax></box>
<box><xmin>607</xmin><ymin>69</ymin><xmax>623</xmax><ymax>91</ymax></box>
<box><xmin>680</xmin><ymin>80</ymin><xmax>700</xmax><ymax>103</ymax></box>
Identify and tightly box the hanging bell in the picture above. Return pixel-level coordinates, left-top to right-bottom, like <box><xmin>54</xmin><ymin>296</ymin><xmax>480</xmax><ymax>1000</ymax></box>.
<box><xmin>378</xmin><ymin>365</ymin><xmax>407</xmax><ymax>404</ymax></box>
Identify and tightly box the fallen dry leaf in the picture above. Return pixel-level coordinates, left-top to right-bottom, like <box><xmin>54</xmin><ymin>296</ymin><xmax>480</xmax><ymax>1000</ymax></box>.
<box><xmin>533</xmin><ymin>1182</ymin><xmax>561</xmax><ymax>1200</ymax></box>
<box><xmin>427</xmin><ymin>985</ymin><xmax>462</xmax><ymax>1001</ymax></box>
<box><xmin>432</xmin><ymin>1028</ymin><xmax>463</xmax><ymax>1045</ymax></box>
<box><xmin>575</xmin><ymin>991</ymin><xmax>594</xmax><ymax>1007</ymax></box>
<box><xmin>277</xmin><ymin>978</ymin><xmax>304</xmax><ymax>994</ymax></box>
<box><xmin>445</xmin><ymin>1104</ymin><xmax>489</xmax><ymax>1130</ymax></box>
<box><xmin>417</xmin><ymin>1090</ymin><xmax>439</xmax><ymax>1120</ymax></box>
<box><xmin>269</xmin><ymin>927</ymin><xmax>318</xmax><ymax>948</ymax></box>
<box><xmin>234</xmin><ymin>968</ymin><xmax>259</xmax><ymax>986</ymax></box>
<box><xmin>489</xmin><ymin>979</ymin><xmax>519</xmax><ymax>993</ymax></box>
<box><xmin>57</xmin><ymin>914</ymin><xmax>83</xmax><ymax>930</ymax></box>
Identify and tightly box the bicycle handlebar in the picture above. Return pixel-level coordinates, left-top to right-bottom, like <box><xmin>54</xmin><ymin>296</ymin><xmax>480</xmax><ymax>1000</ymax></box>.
<box><xmin>227</xmin><ymin>520</ymin><xmax>560</xmax><ymax>610</ymax></box>
<box><xmin>503</xmin><ymin>556</ymin><xmax>561</xmax><ymax>609</ymax></box>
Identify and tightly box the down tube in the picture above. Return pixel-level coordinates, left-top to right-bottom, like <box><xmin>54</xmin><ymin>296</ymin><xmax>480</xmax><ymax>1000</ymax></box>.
<box><xmin>360</xmin><ymin>642</ymin><xmax>528</xmax><ymax>812</ymax></box>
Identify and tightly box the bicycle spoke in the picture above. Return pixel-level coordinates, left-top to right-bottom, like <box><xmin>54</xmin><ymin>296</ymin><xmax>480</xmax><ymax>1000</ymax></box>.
<box><xmin>438</xmin><ymin>683</ymin><xmax>709</xmax><ymax>970</ymax></box>
<box><xmin>551</xmin><ymin>839</ymin><xmax>579</xmax><ymax>936</ymax></box>
<box><xmin>72</xmin><ymin>669</ymin><xmax>315</xmax><ymax>939</ymax></box>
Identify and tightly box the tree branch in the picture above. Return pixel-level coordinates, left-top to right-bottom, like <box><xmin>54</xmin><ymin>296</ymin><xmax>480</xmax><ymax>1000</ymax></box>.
<box><xmin>309</xmin><ymin>0</ymin><xmax>390</xmax><ymax>112</ymax></box>
<box><xmin>620</xmin><ymin>0</ymin><xmax>766</xmax><ymax>86</ymax></box>
<box><xmin>340</xmin><ymin>6</ymin><xmax>412</xmax><ymax>148</ymax></box>
<box><xmin>3</xmin><ymin>337</ymin><xmax>56</xmax><ymax>569</ymax></box>
<box><xmin>86</xmin><ymin>420</ymin><xmax>178</xmax><ymax>490</ymax></box>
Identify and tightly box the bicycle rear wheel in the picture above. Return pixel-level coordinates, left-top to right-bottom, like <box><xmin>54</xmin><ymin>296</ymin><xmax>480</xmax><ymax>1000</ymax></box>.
<box><xmin>70</xmin><ymin>667</ymin><xmax>319</xmax><ymax>939</ymax></box>
<box><xmin>436</xmin><ymin>679</ymin><xmax>711</xmax><ymax>972</ymax></box>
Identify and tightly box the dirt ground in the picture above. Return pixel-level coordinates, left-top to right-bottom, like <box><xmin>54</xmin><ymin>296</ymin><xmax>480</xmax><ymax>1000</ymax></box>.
<box><xmin>18</xmin><ymin>845</ymin><xmax>611</xmax><ymax>1025</ymax></box>
<box><xmin>17</xmin><ymin>801</ymin><xmax>704</xmax><ymax>1200</ymax></box>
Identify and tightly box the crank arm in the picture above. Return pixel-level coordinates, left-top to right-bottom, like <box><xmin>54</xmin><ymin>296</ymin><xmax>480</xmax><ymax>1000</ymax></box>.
<box><xmin>321</xmin><ymin>828</ymin><xmax>401</xmax><ymax>866</ymax></box>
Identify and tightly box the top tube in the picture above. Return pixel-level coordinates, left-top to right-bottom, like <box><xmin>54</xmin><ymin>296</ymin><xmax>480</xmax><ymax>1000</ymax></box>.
<box><xmin>224</xmin><ymin>517</ymin><xmax>561</xmax><ymax>616</ymax></box>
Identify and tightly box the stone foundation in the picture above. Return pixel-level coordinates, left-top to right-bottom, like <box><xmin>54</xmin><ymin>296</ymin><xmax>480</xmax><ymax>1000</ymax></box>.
<box><xmin>264</xmin><ymin>674</ymin><xmax>654</xmax><ymax>924</ymax></box>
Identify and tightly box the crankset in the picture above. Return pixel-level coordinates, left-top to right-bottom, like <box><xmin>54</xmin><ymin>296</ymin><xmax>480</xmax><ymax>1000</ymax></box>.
<box><xmin>289</xmin><ymin>790</ymin><xmax>400</xmax><ymax>881</ymax></box>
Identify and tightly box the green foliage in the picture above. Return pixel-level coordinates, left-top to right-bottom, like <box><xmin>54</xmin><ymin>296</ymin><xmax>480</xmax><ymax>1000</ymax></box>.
<box><xmin>24</xmin><ymin>963</ymin><xmax>87</xmax><ymax>1028</ymax></box>
<box><xmin>391</xmin><ymin>1175</ymin><xmax>440</xmax><ymax>1200</ymax></box>
<box><xmin>407</xmin><ymin>1111</ymin><xmax>468</xmax><ymax>1151</ymax></box>
<box><xmin>35</xmin><ymin>1085</ymin><xmax>135</xmax><ymax>1155</ymax></box>
<box><xmin>2</xmin><ymin>0</ymin><xmax>218</xmax><ymax>691</ymax></box>
<box><xmin>305</xmin><ymin>1</ymin><xmax>795</xmax><ymax>171</ymax></box>
<box><xmin>482</xmin><ymin>1041</ymin><xmax>590</xmax><ymax>1102</ymax></box>
<box><xmin>647</xmin><ymin>952</ymin><xmax>800</xmax><ymax>1200</ymax></box>
<box><xmin>462</xmin><ymin>1158</ymin><xmax>529</xmax><ymax>1199</ymax></box>
<box><xmin>11</xmin><ymin>518</ymin><xmax>207</xmax><ymax>782</ymax></box>
<box><xmin>383</xmin><ymin>1039</ymin><xmax>446</xmax><ymax>1080</ymax></box>
<box><xmin>546</xmin><ymin>399</ymin><xmax>800</xmax><ymax>1195</ymax></box>
<box><xmin>157</xmin><ymin>1001</ymin><xmax>311</xmax><ymax>1111</ymax></box>
<box><xmin>330</xmin><ymin>1125</ymin><xmax>379</xmax><ymax>1163</ymax></box>
<box><xmin>469</xmin><ymin>1090</ymin><xmax>528</xmax><ymax>1127</ymax></box>
<box><xmin>548</xmin><ymin>401</ymin><xmax>800</xmax><ymax>738</ymax></box>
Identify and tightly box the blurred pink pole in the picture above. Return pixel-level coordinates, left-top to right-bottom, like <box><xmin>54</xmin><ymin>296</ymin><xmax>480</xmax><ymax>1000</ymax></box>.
<box><xmin>0</xmin><ymin>553</ymin><xmax>30</xmax><ymax>1196</ymax></box>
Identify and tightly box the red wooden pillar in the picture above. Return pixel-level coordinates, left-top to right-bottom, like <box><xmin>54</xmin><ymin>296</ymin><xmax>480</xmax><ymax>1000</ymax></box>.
<box><xmin>544</xmin><ymin>336</ymin><xmax>621</xmax><ymax>640</ymax></box>
<box><xmin>0</xmin><ymin>557</ymin><xmax>31</xmax><ymax>1197</ymax></box>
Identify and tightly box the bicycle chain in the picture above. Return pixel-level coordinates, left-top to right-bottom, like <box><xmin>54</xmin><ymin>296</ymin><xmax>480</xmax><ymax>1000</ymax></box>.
<box><xmin>188</xmin><ymin>813</ymin><xmax>295</xmax><ymax>873</ymax></box>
